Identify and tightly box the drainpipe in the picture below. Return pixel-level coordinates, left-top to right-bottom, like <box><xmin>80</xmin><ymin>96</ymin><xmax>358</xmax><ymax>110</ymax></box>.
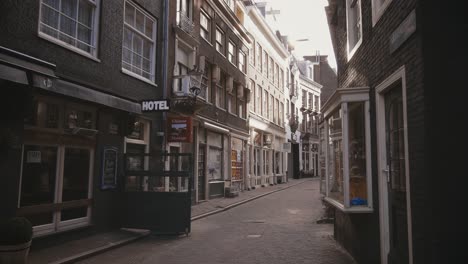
<box><xmin>161</xmin><ymin>0</ymin><xmax>169</xmax><ymax>152</ymax></box>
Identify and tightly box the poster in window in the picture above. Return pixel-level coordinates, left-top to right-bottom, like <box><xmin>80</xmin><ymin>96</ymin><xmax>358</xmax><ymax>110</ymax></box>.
<box><xmin>101</xmin><ymin>146</ymin><xmax>118</xmax><ymax>190</ymax></box>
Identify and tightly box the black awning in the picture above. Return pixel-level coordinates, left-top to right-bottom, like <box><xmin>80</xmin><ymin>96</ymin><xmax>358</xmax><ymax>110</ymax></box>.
<box><xmin>0</xmin><ymin>46</ymin><xmax>141</xmax><ymax>114</ymax></box>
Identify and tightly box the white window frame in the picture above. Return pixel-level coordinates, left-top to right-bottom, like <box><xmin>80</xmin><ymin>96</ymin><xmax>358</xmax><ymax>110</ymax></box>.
<box><xmin>20</xmin><ymin>144</ymin><xmax>94</xmax><ymax>237</ymax></box>
<box><xmin>228</xmin><ymin>40</ymin><xmax>236</xmax><ymax>65</ymax></box>
<box><xmin>238</xmin><ymin>50</ymin><xmax>246</xmax><ymax>73</ymax></box>
<box><xmin>200</xmin><ymin>9</ymin><xmax>211</xmax><ymax>42</ymax></box>
<box><xmin>122</xmin><ymin>0</ymin><xmax>157</xmax><ymax>84</ymax></box>
<box><xmin>322</xmin><ymin>87</ymin><xmax>373</xmax><ymax>213</ymax></box>
<box><xmin>215</xmin><ymin>27</ymin><xmax>225</xmax><ymax>55</ymax></box>
<box><xmin>346</xmin><ymin>0</ymin><xmax>363</xmax><ymax>60</ymax></box>
<box><xmin>372</xmin><ymin>0</ymin><xmax>393</xmax><ymax>26</ymax></box>
<box><xmin>38</xmin><ymin>0</ymin><xmax>101</xmax><ymax>60</ymax></box>
<box><xmin>375</xmin><ymin>66</ymin><xmax>413</xmax><ymax>264</ymax></box>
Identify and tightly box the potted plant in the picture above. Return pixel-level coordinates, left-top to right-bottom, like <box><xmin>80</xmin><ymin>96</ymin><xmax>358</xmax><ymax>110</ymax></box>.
<box><xmin>0</xmin><ymin>217</ymin><xmax>33</xmax><ymax>264</ymax></box>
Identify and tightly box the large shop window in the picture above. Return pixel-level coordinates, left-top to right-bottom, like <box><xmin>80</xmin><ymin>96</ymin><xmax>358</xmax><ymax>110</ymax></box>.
<box><xmin>322</xmin><ymin>87</ymin><xmax>372</xmax><ymax>213</ymax></box>
<box><xmin>20</xmin><ymin>145</ymin><xmax>94</xmax><ymax>236</ymax></box>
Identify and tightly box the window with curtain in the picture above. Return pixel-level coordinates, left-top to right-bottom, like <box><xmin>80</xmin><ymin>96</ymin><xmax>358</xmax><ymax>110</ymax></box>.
<box><xmin>122</xmin><ymin>0</ymin><xmax>156</xmax><ymax>82</ymax></box>
<box><xmin>39</xmin><ymin>0</ymin><xmax>100</xmax><ymax>56</ymax></box>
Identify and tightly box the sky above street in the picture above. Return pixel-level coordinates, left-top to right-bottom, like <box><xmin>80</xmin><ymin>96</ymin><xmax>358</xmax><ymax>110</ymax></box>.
<box><xmin>260</xmin><ymin>0</ymin><xmax>336</xmax><ymax>69</ymax></box>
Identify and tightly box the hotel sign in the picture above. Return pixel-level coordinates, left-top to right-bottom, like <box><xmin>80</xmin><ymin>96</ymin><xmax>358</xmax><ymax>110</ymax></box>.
<box><xmin>141</xmin><ymin>99</ymin><xmax>170</xmax><ymax>112</ymax></box>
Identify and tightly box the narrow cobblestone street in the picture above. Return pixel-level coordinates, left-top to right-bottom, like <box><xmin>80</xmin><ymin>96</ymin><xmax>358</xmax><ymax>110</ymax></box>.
<box><xmin>76</xmin><ymin>180</ymin><xmax>356</xmax><ymax>264</ymax></box>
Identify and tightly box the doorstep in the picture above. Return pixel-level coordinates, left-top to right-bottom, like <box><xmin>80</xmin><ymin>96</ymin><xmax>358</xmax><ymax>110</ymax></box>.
<box><xmin>28</xmin><ymin>228</ymin><xmax>150</xmax><ymax>264</ymax></box>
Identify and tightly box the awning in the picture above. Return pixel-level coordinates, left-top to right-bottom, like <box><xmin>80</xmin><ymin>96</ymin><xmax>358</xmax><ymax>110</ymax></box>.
<box><xmin>34</xmin><ymin>77</ymin><xmax>141</xmax><ymax>114</ymax></box>
<box><xmin>0</xmin><ymin>46</ymin><xmax>141</xmax><ymax>114</ymax></box>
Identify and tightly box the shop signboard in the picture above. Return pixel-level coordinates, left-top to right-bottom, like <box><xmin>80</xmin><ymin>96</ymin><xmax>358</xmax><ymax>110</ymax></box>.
<box><xmin>101</xmin><ymin>146</ymin><xmax>118</xmax><ymax>190</ymax></box>
<box><xmin>167</xmin><ymin>116</ymin><xmax>193</xmax><ymax>143</ymax></box>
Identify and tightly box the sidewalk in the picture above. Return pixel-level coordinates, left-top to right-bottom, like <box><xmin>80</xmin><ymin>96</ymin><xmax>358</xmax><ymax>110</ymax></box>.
<box><xmin>28</xmin><ymin>178</ymin><xmax>314</xmax><ymax>264</ymax></box>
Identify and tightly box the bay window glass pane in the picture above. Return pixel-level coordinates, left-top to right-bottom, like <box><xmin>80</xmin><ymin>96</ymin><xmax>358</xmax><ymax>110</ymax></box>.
<box><xmin>327</xmin><ymin>107</ymin><xmax>343</xmax><ymax>203</ymax></box>
<box><xmin>62</xmin><ymin>148</ymin><xmax>90</xmax><ymax>201</ymax></box>
<box><xmin>348</xmin><ymin>102</ymin><xmax>368</xmax><ymax>206</ymax></box>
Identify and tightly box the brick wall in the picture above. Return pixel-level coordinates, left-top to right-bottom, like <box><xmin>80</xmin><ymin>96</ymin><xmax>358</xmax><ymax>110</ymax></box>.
<box><xmin>0</xmin><ymin>0</ymin><xmax>164</xmax><ymax>101</ymax></box>
<box><xmin>328</xmin><ymin>0</ymin><xmax>430</xmax><ymax>263</ymax></box>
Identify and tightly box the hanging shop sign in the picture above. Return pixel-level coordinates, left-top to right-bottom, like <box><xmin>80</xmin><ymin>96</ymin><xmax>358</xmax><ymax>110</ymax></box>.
<box><xmin>167</xmin><ymin>116</ymin><xmax>193</xmax><ymax>142</ymax></box>
<box><xmin>141</xmin><ymin>99</ymin><xmax>170</xmax><ymax>112</ymax></box>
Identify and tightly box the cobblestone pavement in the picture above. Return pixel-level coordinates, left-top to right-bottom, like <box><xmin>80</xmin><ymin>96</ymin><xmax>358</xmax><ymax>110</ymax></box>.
<box><xmin>76</xmin><ymin>179</ymin><xmax>357</xmax><ymax>264</ymax></box>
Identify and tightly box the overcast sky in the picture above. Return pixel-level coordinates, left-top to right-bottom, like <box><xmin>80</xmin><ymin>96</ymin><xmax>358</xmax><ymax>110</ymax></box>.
<box><xmin>259</xmin><ymin>0</ymin><xmax>336</xmax><ymax>69</ymax></box>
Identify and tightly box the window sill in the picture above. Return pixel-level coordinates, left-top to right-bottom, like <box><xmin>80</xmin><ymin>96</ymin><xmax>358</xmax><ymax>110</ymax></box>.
<box><xmin>201</xmin><ymin>36</ymin><xmax>212</xmax><ymax>46</ymax></box>
<box><xmin>324</xmin><ymin>197</ymin><xmax>373</xmax><ymax>213</ymax></box>
<box><xmin>38</xmin><ymin>33</ymin><xmax>100</xmax><ymax>63</ymax></box>
<box><xmin>121</xmin><ymin>68</ymin><xmax>158</xmax><ymax>87</ymax></box>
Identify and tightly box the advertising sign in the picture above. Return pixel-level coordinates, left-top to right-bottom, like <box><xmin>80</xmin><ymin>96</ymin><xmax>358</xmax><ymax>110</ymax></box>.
<box><xmin>167</xmin><ymin>116</ymin><xmax>193</xmax><ymax>143</ymax></box>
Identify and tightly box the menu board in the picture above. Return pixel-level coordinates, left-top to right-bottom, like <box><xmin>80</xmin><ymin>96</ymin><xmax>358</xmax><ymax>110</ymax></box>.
<box><xmin>101</xmin><ymin>147</ymin><xmax>118</xmax><ymax>190</ymax></box>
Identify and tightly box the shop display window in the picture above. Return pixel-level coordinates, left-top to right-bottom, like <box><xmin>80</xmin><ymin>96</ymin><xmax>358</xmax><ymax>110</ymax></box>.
<box><xmin>322</xmin><ymin>87</ymin><xmax>372</xmax><ymax>213</ymax></box>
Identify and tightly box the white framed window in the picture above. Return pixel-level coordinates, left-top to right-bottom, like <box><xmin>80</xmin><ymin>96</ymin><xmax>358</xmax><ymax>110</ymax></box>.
<box><xmin>249</xmin><ymin>43</ymin><xmax>255</xmax><ymax>66</ymax></box>
<box><xmin>215</xmin><ymin>27</ymin><xmax>225</xmax><ymax>54</ymax></box>
<box><xmin>38</xmin><ymin>0</ymin><xmax>100</xmax><ymax>58</ymax></box>
<box><xmin>216</xmin><ymin>71</ymin><xmax>226</xmax><ymax>109</ymax></box>
<box><xmin>346</xmin><ymin>0</ymin><xmax>363</xmax><ymax>60</ymax></box>
<box><xmin>279</xmin><ymin>102</ymin><xmax>284</xmax><ymax>127</ymax></box>
<box><xmin>321</xmin><ymin>87</ymin><xmax>372</xmax><ymax>213</ymax></box>
<box><xmin>200</xmin><ymin>9</ymin><xmax>211</xmax><ymax>41</ymax></box>
<box><xmin>223</xmin><ymin>0</ymin><xmax>235</xmax><ymax>12</ymax></box>
<box><xmin>228</xmin><ymin>41</ymin><xmax>236</xmax><ymax>65</ymax></box>
<box><xmin>200</xmin><ymin>61</ymin><xmax>210</xmax><ymax>101</ymax></box>
<box><xmin>122</xmin><ymin>0</ymin><xmax>157</xmax><ymax>83</ymax></box>
<box><xmin>256</xmin><ymin>43</ymin><xmax>262</xmax><ymax>71</ymax></box>
<box><xmin>372</xmin><ymin>0</ymin><xmax>393</xmax><ymax>26</ymax></box>
<box><xmin>238</xmin><ymin>99</ymin><xmax>245</xmax><ymax>119</ymax></box>
<box><xmin>177</xmin><ymin>0</ymin><xmax>192</xmax><ymax>23</ymax></box>
<box><xmin>238</xmin><ymin>50</ymin><xmax>246</xmax><ymax>73</ymax></box>
<box><xmin>256</xmin><ymin>84</ymin><xmax>262</xmax><ymax>115</ymax></box>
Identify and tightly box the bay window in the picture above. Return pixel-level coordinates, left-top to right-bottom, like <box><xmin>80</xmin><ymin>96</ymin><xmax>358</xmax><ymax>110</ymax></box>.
<box><xmin>321</xmin><ymin>87</ymin><xmax>372</xmax><ymax>212</ymax></box>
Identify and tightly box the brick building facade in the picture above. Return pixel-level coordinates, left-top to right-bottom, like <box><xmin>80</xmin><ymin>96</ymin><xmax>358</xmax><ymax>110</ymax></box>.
<box><xmin>323</xmin><ymin>0</ymin><xmax>467</xmax><ymax>263</ymax></box>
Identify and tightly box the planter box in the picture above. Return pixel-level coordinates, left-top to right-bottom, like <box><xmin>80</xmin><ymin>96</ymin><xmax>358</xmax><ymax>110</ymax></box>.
<box><xmin>0</xmin><ymin>240</ymin><xmax>31</xmax><ymax>264</ymax></box>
